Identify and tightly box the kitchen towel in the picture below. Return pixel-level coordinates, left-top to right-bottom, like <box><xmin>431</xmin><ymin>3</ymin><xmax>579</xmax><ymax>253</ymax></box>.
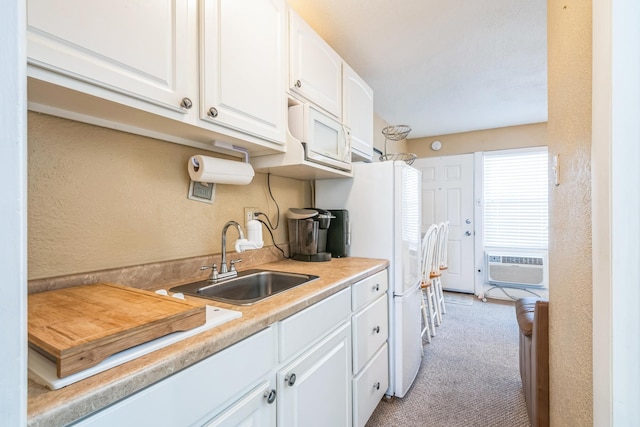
<box><xmin>188</xmin><ymin>155</ymin><xmax>254</xmax><ymax>185</ymax></box>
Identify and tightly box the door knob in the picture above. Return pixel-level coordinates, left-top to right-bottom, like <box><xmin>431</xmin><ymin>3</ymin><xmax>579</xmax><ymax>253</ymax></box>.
<box><xmin>465</xmin><ymin>231</ymin><xmax>472</xmax><ymax>236</ymax></box>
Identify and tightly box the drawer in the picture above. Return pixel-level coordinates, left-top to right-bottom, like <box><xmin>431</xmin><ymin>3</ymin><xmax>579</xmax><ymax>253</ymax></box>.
<box><xmin>278</xmin><ymin>287</ymin><xmax>350</xmax><ymax>362</ymax></box>
<box><xmin>352</xmin><ymin>270</ymin><xmax>388</xmax><ymax>311</ymax></box>
<box><xmin>353</xmin><ymin>343</ymin><xmax>389</xmax><ymax>427</ymax></box>
<box><xmin>352</xmin><ymin>294</ymin><xmax>388</xmax><ymax>373</ymax></box>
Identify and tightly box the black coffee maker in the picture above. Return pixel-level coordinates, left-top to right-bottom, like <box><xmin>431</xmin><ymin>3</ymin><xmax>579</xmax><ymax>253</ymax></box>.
<box><xmin>287</xmin><ymin>208</ymin><xmax>334</xmax><ymax>262</ymax></box>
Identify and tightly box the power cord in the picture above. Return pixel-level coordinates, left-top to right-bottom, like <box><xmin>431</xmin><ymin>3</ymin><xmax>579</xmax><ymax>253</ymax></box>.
<box><xmin>266</xmin><ymin>173</ymin><xmax>280</xmax><ymax>230</ymax></box>
<box><xmin>256</xmin><ymin>218</ymin><xmax>288</xmax><ymax>259</ymax></box>
<box><xmin>255</xmin><ymin>212</ymin><xmax>276</xmax><ymax>230</ymax></box>
<box><xmin>481</xmin><ymin>284</ymin><xmax>542</xmax><ymax>302</ymax></box>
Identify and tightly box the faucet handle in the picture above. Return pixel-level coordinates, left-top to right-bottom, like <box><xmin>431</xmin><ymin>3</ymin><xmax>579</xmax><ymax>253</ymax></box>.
<box><xmin>230</xmin><ymin>259</ymin><xmax>242</xmax><ymax>272</ymax></box>
<box><xmin>201</xmin><ymin>264</ymin><xmax>219</xmax><ymax>282</ymax></box>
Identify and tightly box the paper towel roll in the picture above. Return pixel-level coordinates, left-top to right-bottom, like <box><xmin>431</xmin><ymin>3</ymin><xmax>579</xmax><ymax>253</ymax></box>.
<box><xmin>188</xmin><ymin>155</ymin><xmax>254</xmax><ymax>185</ymax></box>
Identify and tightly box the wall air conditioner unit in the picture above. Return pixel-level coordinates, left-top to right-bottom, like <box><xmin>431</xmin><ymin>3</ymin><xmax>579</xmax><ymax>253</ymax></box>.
<box><xmin>486</xmin><ymin>252</ymin><xmax>548</xmax><ymax>288</ymax></box>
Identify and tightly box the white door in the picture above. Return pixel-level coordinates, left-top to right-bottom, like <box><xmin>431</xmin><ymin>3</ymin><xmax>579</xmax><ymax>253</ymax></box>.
<box><xmin>413</xmin><ymin>155</ymin><xmax>475</xmax><ymax>293</ymax></box>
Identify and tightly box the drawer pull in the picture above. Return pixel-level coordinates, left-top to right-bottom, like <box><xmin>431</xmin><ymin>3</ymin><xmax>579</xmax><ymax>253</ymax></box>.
<box><xmin>263</xmin><ymin>389</ymin><xmax>277</xmax><ymax>404</ymax></box>
<box><xmin>373</xmin><ymin>326</ymin><xmax>380</xmax><ymax>334</ymax></box>
<box><xmin>285</xmin><ymin>373</ymin><xmax>297</xmax><ymax>386</ymax></box>
<box><xmin>373</xmin><ymin>284</ymin><xmax>380</xmax><ymax>292</ymax></box>
<box><xmin>374</xmin><ymin>382</ymin><xmax>381</xmax><ymax>390</ymax></box>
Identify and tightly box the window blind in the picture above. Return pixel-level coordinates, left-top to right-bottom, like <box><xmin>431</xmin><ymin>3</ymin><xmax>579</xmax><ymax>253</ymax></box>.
<box><xmin>483</xmin><ymin>149</ymin><xmax>548</xmax><ymax>249</ymax></box>
<box><xmin>401</xmin><ymin>166</ymin><xmax>421</xmax><ymax>246</ymax></box>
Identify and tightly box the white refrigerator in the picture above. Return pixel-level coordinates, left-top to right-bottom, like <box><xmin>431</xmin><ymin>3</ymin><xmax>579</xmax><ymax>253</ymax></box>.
<box><xmin>316</xmin><ymin>161</ymin><xmax>422</xmax><ymax>398</ymax></box>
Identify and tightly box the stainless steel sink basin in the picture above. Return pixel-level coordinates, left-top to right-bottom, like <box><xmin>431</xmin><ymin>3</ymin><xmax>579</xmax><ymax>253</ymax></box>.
<box><xmin>169</xmin><ymin>269</ymin><xmax>319</xmax><ymax>305</ymax></box>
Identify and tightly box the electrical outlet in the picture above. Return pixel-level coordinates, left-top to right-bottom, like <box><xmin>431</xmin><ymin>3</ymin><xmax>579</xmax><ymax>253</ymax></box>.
<box><xmin>244</xmin><ymin>207</ymin><xmax>258</xmax><ymax>224</ymax></box>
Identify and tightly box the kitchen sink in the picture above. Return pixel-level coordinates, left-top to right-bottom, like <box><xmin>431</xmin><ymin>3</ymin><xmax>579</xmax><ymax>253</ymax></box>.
<box><xmin>169</xmin><ymin>269</ymin><xmax>319</xmax><ymax>305</ymax></box>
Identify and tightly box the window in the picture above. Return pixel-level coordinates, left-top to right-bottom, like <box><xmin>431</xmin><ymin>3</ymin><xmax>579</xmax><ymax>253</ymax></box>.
<box><xmin>483</xmin><ymin>148</ymin><xmax>548</xmax><ymax>250</ymax></box>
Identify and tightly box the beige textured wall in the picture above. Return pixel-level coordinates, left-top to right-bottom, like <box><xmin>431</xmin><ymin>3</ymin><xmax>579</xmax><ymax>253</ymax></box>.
<box><xmin>28</xmin><ymin>112</ymin><xmax>309</xmax><ymax>280</ymax></box>
<box><xmin>547</xmin><ymin>1</ymin><xmax>593</xmax><ymax>425</ymax></box>
<box><xmin>407</xmin><ymin>122</ymin><xmax>548</xmax><ymax>158</ymax></box>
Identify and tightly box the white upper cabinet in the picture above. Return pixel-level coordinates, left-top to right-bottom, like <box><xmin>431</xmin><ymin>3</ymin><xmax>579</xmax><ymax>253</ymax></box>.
<box><xmin>200</xmin><ymin>0</ymin><xmax>287</xmax><ymax>145</ymax></box>
<box><xmin>343</xmin><ymin>64</ymin><xmax>374</xmax><ymax>161</ymax></box>
<box><xmin>289</xmin><ymin>10</ymin><xmax>342</xmax><ymax>119</ymax></box>
<box><xmin>27</xmin><ymin>0</ymin><xmax>192</xmax><ymax>115</ymax></box>
<box><xmin>26</xmin><ymin>0</ymin><xmax>287</xmax><ymax>155</ymax></box>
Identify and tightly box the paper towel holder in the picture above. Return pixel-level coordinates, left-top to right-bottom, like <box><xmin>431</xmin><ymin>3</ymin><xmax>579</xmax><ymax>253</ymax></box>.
<box><xmin>188</xmin><ymin>155</ymin><xmax>254</xmax><ymax>185</ymax></box>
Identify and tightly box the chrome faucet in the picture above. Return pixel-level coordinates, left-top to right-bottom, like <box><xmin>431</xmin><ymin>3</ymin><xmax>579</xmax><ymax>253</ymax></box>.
<box><xmin>201</xmin><ymin>220</ymin><xmax>246</xmax><ymax>283</ymax></box>
<box><xmin>220</xmin><ymin>220</ymin><xmax>244</xmax><ymax>274</ymax></box>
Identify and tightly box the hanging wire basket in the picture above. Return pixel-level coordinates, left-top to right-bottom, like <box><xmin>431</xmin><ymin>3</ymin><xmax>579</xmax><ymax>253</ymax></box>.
<box><xmin>379</xmin><ymin>125</ymin><xmax>417</xmax><ymax>164</ymax></box>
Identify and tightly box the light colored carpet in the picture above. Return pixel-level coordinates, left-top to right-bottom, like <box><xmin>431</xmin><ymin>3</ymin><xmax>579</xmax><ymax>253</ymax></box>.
<box><xmin>366</xmin><ymin>295</ymin><xmax>530</xmax><ymax>427</ymax></box>
<box><xmin>443</xmin><ymin>291</ymin><xmax>475</xmax><ymax>306</ymax></box>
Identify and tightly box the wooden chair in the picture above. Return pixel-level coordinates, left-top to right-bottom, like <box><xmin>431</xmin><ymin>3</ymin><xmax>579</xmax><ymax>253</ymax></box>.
<box><xmin>420</xmin><ymin>224</ymin><xmax>440</xmax><ymax>343</ymax></box>
<box><xmin>434</xmin><ymin>221</ymin><xmax>449</xmax><ymax>320</ymax></box>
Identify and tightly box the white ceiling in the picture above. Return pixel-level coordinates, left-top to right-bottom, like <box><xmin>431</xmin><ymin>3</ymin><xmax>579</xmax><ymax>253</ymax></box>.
<box><xmin>287</xmin><ymin>0</ymin><xmax>548</xmax><ymax>139</ymax></box>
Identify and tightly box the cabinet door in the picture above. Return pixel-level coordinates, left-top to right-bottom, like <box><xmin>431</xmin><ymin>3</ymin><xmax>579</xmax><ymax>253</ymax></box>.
<box><xmin>201</xmin><ymin>0</ymin><xmax>287</xmax><ymax>145</ymax></box>
<box><xmin>289</xmin><ymin>10</ymin><xmax>342</xmax><ymax>119</ymax></box>
<box><xmin>27</xmin><ymin>0</ymin><xmax>192</xmax><ymax>115</ymax></box>
<box><xmin>277</xmin><ymin>323</ymin><xmax>351</xmax><ymax>427</ymax></box>
<box><xmin>343</xmin><ymin>64</ymin><xmax>374</xmax><ymax>161</ymax></box>
<box><xmin>203</xmin><ymin>380</ymin><xmax>276</xmax><ymax>427</ymax></box>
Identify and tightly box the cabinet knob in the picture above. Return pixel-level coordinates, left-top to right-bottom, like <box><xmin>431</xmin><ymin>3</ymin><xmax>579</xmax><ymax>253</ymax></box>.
<box><xmin>285</xmin><ymin>373</ymin><xmax>297</xmax><ymax>386</ymax></box>
<box><xmin>263</xmin><ymin>389</ymin><xmax>277</xmax><ymax>404</ymax></box>
<box><xmin>374</xmin><ymin>382</ymin><xmax>381</xmax><ymax>390</ymax></box>
<box><xmin>373</xmin><ymin>326</ymin><xmax>380</xmax><ymax>334</ymax></box>
<box><xmin>180</xmin><ymin>97</ymin><xmax>193</xmax><ymax>110</ymax></box>
<box><xmin>295</xmin><ymin>79</ymin><xmax>302</xmax><ymax>88</ymax></box>
<box><xmin>373</xmin><ymin>284</ymin><xmax>380</xmax><ymax>292</ymax></box>
<box><xmin>207</xmin><ymin>107</ymin><xmax>219</xmax><ymax>118</ymax></box>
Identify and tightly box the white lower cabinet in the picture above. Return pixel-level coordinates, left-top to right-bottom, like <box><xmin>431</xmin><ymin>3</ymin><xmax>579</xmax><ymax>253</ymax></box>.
<box><xmin>350</xmin><ymin>270</ymin><xmax>390</xmax><ymax>427</ymax></box>
<box><xmin>71</xmin><ymin>271</ymin><xmax>390</xmax><ymax>427</ymax></box>
<box><xmin>72</xmin><ymin>327</ymin><xmax>276</xmax><ymax>427</ymax></box>
<box><xmin>353</xmin><ymin>344</ymin><xmax>389</xmax><ymax>427</ymax></box>
<box><xmin>352</xmin><ymin>294</ymin><xmax>388</xmax><ymax>374</ymax></box>
<box><xmin>276</xmin><ymin>287</ymin><xmax>351</xmax><ymax>427</ymax></box>
<box><xmin>277</xmin><ymin>323</ymin><xmax>351</xmax><ymax>427</ymax></box>
<box><xmin>202</xmin><ymin>379</ymin><xmax>276</xmax><ymax>427</ymax></box>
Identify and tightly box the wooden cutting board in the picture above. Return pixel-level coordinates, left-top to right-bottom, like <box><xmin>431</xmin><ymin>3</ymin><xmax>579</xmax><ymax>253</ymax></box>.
<box><xmin>28</xmin><ymin>283</ymin><xmax>206</xmax><ymax>378</ymax></box>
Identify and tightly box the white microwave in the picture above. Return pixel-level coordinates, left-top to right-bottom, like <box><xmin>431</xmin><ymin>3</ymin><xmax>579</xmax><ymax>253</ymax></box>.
<box><xmin>288</xmin><ymin>104</ymin><xmax>352</xmax><ymax>172</ymax></box>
